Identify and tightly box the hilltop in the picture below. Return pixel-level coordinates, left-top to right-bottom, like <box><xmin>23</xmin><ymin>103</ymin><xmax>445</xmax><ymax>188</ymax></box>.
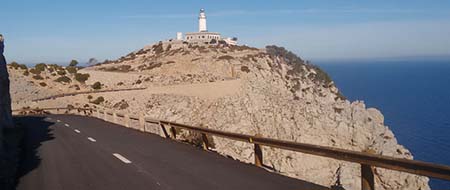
<box><xmin>10</xmin><ymin>41</ymin><xmax>429</xmax><ymax>190</ymax></box>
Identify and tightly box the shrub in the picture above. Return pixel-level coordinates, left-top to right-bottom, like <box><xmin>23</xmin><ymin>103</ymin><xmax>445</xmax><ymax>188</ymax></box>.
<box><xmin>55</xmin><ymin>76</ymin><xmax>72</xmax><ymax>83</ymax></box>
<box><xmin>90</xmin><ymin>96</ymin><xmax>105</xmax><ymax>105</ymax></box>
<box><xmin>66</xmin><ymin>66</ymin><xmax>77</xmax><ymax>74</ymax></box>
<box><xmin>74</xmin><ymin>73</ymin><xmax>90</xmax><ymax>83</ymax></box>
<box><xmin>32</xmin><ymin>75</ymin><xmax>44</xmax><ymax>80</ymax></box>
<box><xmin>57</xmin><ymin>70</ymin><xmax>66</xmax><ymax>75</ymax></box>
<box><xmin>218</xmin><ymin>55</ymin><xmax>234</xmax><ymax>60</ymax></box>
<box><xmin>9</xmin><ymin>61</ymin><xmax>19</xmax><ymax>69</ymax></box>
<box><xmin>153</xmin><ymin>42</ymin><xmax>164</xmax><ymax>54</ymax></box>
<box><xmin>23</xmin><ymin>70</ymin><xmax>29</xmax><ymax>76</ymax></box>
<box><xmin>35</xmin><ymin>63</ymin><xmax>47</xmax><ymax>72</ymax></box>
<box><xmin>29</xmin><ymin>68</ymin><xmax>41</xmax><ymax>75</ymax></box>
<box><xmin>91</xmin><ymin>81</ymin><xmax>102</xmax><ymax>90</ymax></box>
<box><xmin>69</xmin><ymin>60</ymin><xmax>78</xmax><ymax>67</ymax></box>
<box><xmin>39</xmin><ymin>82</ymin><xmax>47</xmax><ymax>87</ymax></box>
<box><xmin>241</xmin><ymin>66</ymin><xmax>250</xmax><ymax>73</ymax></box>
<box><xmin>87</xmin><ymin>95</ymin><xmax>93</xmax><ymax>100</ymax></box>
<box><xmin>135</xmin><ymin>79</ymin><xmax>142</xmax><ymax>84</ymax></box>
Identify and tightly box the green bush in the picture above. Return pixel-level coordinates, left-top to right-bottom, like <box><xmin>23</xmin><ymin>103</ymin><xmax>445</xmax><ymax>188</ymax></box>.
<box><xmin>241</xmin><ymin>66</ymin><xmax>250</xmax><ymax>73</ymax></box>
<box><xmin>57</xmin><ymin>70</ymin><xmax>66</xmax><ymax>75</ymax></box>
<box><xmin>29</xmin><ymin>68</ymin><xmax>41</xmax><ymax>75</ymax></box>
<box><xmin>32</xmin><ymin>75</ymin><xmax>44</xmax><ymax>80</ymax></box>
<box><xmin>66</xmin><ymin>66</ymin><xmax>77</xmax><ymax>74</ymax></box>
<box><xmin>87</xmin><ymin>95</ymin><xmax>93</xmax><ymax>100</ymax></box>
<box><xmin>23</xmin><ymin>70</ymin><xmax>29</xmax><ymax>76</ymax></box>
<box><xmin>39</xmin><ymin>82</ymin><xmax>47</xmax><ymax>87</ymax></box>
<box><xmin>55</xmin><ymin>76</ymin><xmax>72</xmax><ymax>83</ymax></box>
<box><xmin>218</xmin><ymin>55</ymin><xmax>234</xmax><ymax>60</ymax></box>
<box><xmin>69</xmin><ymin>60</ymin><xmax>78</xmax><ymax>67</ymax></box>
<box><xmin>74</xmin><ymin>73</ymin><xmax>90</xmax><ymax>83</ymax></box>
<box><xmin>91</xmin><ymin>81</ymin><xmax>102</xmax><ymax>90</ymax></box>
<box><xmin>90</xmin><ymin>96</ymin><xmax>105</xmax><ymax>105</ymax></box>
<box><xmin>9</xmin><ymin>61</ymin><xmax>19</xmax><ymax>69</ymax></box>
<box><xmin>35</xmin><ymin>63</ymin><xmax>47</xmax><ymax>72</ymax></box>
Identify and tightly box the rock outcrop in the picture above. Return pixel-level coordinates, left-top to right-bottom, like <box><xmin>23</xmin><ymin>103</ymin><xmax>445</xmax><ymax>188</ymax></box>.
<box><xmin>0</xmin><ymin>34</ymin><xmax>14</xmax><ymax>147</ymax></box>
<box><xmin>0</xmin><ymin>34</ymin><xmax>16</xmax><ymax>190</ymax></box>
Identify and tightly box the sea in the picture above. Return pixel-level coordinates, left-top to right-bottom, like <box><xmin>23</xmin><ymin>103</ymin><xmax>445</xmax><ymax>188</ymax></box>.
<box><xmin>317</xmin><ymin>59</ymin><xmax>450</xmax><ymax>189</ymax></box>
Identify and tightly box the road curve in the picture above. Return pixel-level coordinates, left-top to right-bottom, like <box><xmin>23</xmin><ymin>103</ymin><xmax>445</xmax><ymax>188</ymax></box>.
<box><xmin>15</xmin><ymin>115</ymin><xmax>329</xmax><ymax>190</ymax></box>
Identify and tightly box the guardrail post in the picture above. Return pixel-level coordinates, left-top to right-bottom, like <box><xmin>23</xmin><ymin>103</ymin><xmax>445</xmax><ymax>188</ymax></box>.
<box><xmin>139</xmin><ymin>114</ymin><xmax>146</xmax><ymax>132</ymax></box>
<box><xmin>170</xmin><ymin>125</ymin><xmax>177</xmax><ymax>139</ymax></box>
<box><xmin>361</xmin><ymin>164</ymin><xmax>375</xmax><ymax>190</ymax></box>
<box><xmin>124</xmin><ymin>114</ymin><xmax>130</xmax><ymax>128</ymax></box>
<box><xmin>103</xmin><ymin>110</ymin><xmax>108</xmax><ymax>121</ymax></box>
<box><xmin>159</xmin><ymin>122</ymin><xmax>170</xmax><ymax>138</ymax></box>
<box><xmin>361</xmin><ymin>149</ymin><xmax>375</xmax><ymax>190</ymax></box>
<box><xmin>201</xmin><ymin>133</ymin><xmax>209</xmax><ymax>151</ymax></box>
<box><xmin>113</xmin><ymin>112</ymin><xmax>118</xmax><ymax>124</ymax></box>
<box><xmin>254</xmin><ymin>143</ymin><xmax>263</xmax><ymax>167</ymax></box>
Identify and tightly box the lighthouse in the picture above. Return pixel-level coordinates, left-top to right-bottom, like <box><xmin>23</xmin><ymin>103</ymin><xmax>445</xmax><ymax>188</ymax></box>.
<box><xmin>199</xmin><ymin>8</ymin><xmax>207</xmax><ymax>32</ymax></box>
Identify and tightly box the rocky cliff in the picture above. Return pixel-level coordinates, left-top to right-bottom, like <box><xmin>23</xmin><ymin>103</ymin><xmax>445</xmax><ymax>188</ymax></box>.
<box><xmin>79</xmin><ymin>42</ymin><xmax>430</xmax><ymax>190</ymax></box>
<box><xmin>0</xmin><ymin>35</ymin><xmax>14</xmax><ymax>147</ymax></box>
<box><xmin>0</xmin><ymin>34</ymin><xmax>17</xmax><ymax>190</ymax></box>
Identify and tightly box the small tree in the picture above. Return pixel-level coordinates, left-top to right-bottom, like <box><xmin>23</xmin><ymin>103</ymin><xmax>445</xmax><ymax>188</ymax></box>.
<box><xmin>69</xmin><ymin>60</ymin><xmax>78</xmax><ymax>67</ymax></box>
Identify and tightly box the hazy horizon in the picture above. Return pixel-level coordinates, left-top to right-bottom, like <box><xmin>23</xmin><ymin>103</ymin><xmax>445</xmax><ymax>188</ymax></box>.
<box><xmin>2</xmin><ymin>0</ymin><xmax>450</xmax><ymax>64</ymax></box>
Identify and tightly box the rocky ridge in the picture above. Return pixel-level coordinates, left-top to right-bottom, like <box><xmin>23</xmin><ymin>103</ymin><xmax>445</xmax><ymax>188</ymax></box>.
<box><xmin>84</xmin><ymin>42</ymin><xmax>430</xmax><ymax>190</ymax></box>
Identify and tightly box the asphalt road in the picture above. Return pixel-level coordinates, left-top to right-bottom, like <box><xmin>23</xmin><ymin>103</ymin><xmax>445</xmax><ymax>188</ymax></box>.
<box><xmin>15</xmin><ymin>115</ymin><xmax>329</xmax><ymax>190</ymax></box>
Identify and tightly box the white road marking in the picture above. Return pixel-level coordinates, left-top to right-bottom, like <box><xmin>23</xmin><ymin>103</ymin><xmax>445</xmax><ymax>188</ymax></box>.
<box><xmin>65</xmin><ymin>124</ymin><xmax>70</xmax><ymax>127</ymax></box>
<box><xmin>113</xmin><ymin>153</ymin><xmax>132</xmax><ymax>164</ymax></box>
<box><xmin>87</xmin><ymin>137</ymin><xmax>96</xmax><ymax>142</ymax></box>
<box><xmin>74</xmin><ymin>129</ymin><xmax>81</xmax><ymax>133</ymax></box>
<box><xmin>56</xmin><ymin>120</ymin><xmax>61</xmax><ymax>122</ymax></box>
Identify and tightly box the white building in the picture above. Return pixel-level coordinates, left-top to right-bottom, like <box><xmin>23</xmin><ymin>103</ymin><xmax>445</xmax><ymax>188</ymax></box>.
<box><xmin>181</xmin><ymin>9</ymin><xmax>237</xmax><ymax>45</ymax></box>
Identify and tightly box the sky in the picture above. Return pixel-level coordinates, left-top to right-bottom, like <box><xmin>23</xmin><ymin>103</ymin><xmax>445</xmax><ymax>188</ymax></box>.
<box><xmin>1</xmin><ymin>0</ymin><xmax>450</xmax><ymax>64</ymax></box>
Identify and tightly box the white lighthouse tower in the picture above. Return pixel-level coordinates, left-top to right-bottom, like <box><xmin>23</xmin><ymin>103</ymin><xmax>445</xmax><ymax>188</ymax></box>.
<box><xmin>198</xmin><ymin>8</ymin><xmax>207</xmax><ymax>32</ymax></box>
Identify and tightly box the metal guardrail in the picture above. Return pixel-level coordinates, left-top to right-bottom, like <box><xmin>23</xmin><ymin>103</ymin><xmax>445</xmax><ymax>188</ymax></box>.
<box><xmin>12</xmin><ymin>107</ymin><xmax>450</xmax><ymax>190</ymax></box>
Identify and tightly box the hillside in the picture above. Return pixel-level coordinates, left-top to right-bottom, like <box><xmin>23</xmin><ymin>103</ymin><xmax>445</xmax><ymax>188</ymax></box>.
<box><xmin>11</xmin><ymin>41</ymin><xmax>430</xmax><ymax>190</ymax></box>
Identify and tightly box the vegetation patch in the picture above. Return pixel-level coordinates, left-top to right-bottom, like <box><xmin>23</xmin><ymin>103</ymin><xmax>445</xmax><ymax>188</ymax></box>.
<box><xmin>240</xmin><ymin>66</ymin><xmax>250</xmax><ymax>73</ymax></box>
<box><xmin>55</xmin><ymin>76</ymin><xmax>72</xmax><ymax>83</ymax></box>
<box><xmin>218</xmin><ymin>55</ymin><xmax>234</xmax><ymax>61</ymax></box>
<box><xmin>90</xmin><ymin>96</ymin><xmax>105</xmax><ymax>105</ymax></box>
<box><xmin>66</xmin><ymin>66</ymin><xmax>78</xmax><ymax>74</ymax></box>
<box><xmin>29</xmin><ymin>68</ymin><xmax>41</xmax><ymax>75</ymax></box>
<box><xmin>74</xmin><ymin>73</ymin><xmax>90</xmax><ymax>83</ymax></box>
<box><xmin>32</xmin><ymin>75</ymin><xmax>44</xmax><ymax>80</ymax></box>
<box><xmin>113</xmin><ymin>99</ymin><xmax>129</xmax><ymax>110</ymax></box>
<box><xmin>91</xmin><ymin>81</ymin><xmax>102</xmax><ymax>90</ymax></box>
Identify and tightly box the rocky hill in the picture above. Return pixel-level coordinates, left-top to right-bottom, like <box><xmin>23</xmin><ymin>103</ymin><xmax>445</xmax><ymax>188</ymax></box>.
<box><xmin>14</xmin><ymin>41</ymin><xmax>430</xmax><ymax>190</ymax></box>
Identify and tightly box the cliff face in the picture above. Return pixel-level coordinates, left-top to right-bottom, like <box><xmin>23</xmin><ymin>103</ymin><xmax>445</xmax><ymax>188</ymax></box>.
<box><xmin>81</xmin><ymin>42</ymin><xmax>430</xmax><ymax>190</ymax></box>
<box><xmin>0</xmin><ymin>36</ymin><xmax>14</xmax><ymax>145</ymax></box>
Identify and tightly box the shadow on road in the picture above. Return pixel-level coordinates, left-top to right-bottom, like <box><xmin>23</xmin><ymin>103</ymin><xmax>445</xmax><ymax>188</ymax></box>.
<box><xmin>13</xmin><ymin>116</ymin><xmax>55</xmax><ymax>187</ymax></box>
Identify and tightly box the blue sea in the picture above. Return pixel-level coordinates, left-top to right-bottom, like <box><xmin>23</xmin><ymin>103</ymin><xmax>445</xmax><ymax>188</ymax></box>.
<box><xmin>317</xmin><ymin>60</ymin><xmax>450</xmax><ymax>189</ymax></box>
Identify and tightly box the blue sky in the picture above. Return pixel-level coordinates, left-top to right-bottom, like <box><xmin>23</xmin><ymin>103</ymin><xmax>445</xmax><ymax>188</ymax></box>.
<box><xmin>1</xmin><ymin>0</ymin><xmax>450</xmax><ymax>64</ymax></box>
